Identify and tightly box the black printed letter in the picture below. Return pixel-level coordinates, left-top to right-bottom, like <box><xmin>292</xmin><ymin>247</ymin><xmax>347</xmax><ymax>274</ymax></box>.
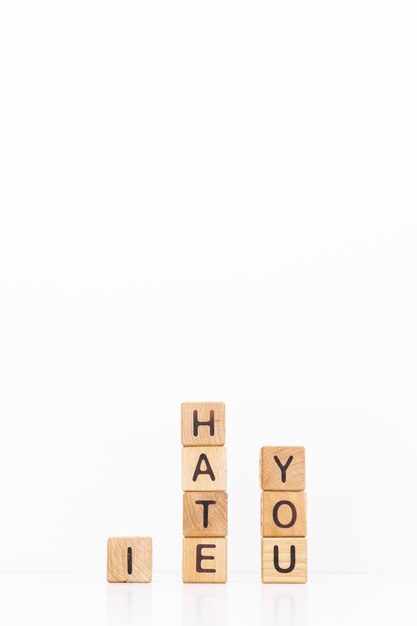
<box><xmin>273</xmin><ymin>455</ymin><xmax>293</xmax><ymax>483</ymax></box>
<box><xmin>195</xmin><ymin>500</ymin><xmax>216</xmax><ymax>528</ymax></box>
<box><xmin>192</xmin><ymin>454</ymin><xmax>216</xmax><ymax>482</ymax></box>
<box><xmin>273</xmin><ymin>501</ymin><xmax>297</xmax><ymax>528</ymax></box>
<box><xmin>196</xmin><ymin>544</ymin><xmax>216</xmax><ymax>573</ymax></box>
<box><xmin>127</xmin><ymin>547</ymin><xmax>132</xmax><ymax>575</ymax></box>
<box><xmin>193</xmin><ymin>409</ymin><xmax>215</xmax><ymax>437</ymax></box>
<box><xmin>273</xmin><ymin>544</ymin><xmax>296</xmax><ymax>573</ymax></box>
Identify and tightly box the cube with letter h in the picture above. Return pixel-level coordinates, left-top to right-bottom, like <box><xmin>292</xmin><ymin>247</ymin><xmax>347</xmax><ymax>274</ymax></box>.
<box><xmin>182</xmin><ymin>402</ymin><xmax>227</xmax><ymax>583</ymax></box>
<box><xmin>260</xmin><ymin>446</ymin><xmax>307</xmax><ymax>583</ymax></box>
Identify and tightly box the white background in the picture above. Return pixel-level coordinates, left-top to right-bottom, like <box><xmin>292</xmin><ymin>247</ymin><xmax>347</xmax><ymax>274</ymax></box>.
<box><xmin>1</xmin><ymin>0</ymin><xmax>417</xmax><ymax>599</ymax></box>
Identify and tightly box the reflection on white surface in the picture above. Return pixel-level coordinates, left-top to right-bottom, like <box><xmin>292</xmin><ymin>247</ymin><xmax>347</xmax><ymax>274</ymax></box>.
<box><xmin>0</xmin><ymin>572</ymin><xmax>416</xmax><ymax>625</ymax></box>
<box><xmin>182</xmin><ymin>584</ymin><xmax>227</xmax><ymax>626</ymax></box>
<box><xmin>106</xmin><ymin>582</ymin><xmax>152</xmax><ymax>625</ymax></box>
<box><xmin>261</xmin><ymin>584</ymin><xmax>307</xmax><ymax>626</ymax></box>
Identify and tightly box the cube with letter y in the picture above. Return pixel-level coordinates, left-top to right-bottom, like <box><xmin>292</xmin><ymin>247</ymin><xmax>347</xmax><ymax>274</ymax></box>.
<box><xmin>260</xmin><ymin>446</ymin><xmax>305</xmax><ymax>491</ymax></box>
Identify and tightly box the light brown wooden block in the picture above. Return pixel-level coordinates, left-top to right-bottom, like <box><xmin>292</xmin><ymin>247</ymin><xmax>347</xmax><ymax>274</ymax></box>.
<box><xmin>183</xmin><ymin>537</ymin><xmax>227</xmax><ymax>583</ymax></box>
<box><xmin>181</xmin><ymin>402</ymin><xmax>225</xmax><ymax>446</ymax></box>
<box><xmin>260</xmin><ymin>446</ymin><xmax>305</xmax><ymax>491</ymax></box>
<box><xmin>262</xmin><ymin>538</ymin><xmax>307</xmax><ymax>583</ymax></box>
<box><xmin>261</xmin><ymin>491</ymin><xmax>307</xmax><ymax>537</ymax></box>
<box><xmin>107</xmin><ymin>537</ymin><xmax>152</xmax><ymax>583</ymax></box>
<box><xmin>183</xmin><ymin>491</ymin><xmax>228</xmax><ymax>537</ymax></box>
<box><xmin>182</xmin><ymin>446</ymin><xmax>227</xmax><ymax>491</ymax></box>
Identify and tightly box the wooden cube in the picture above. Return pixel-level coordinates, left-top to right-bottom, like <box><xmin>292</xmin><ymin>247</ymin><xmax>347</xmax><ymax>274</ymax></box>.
<box><xmin>260</xmin><ymin>446</ymin><xmax>305</xmax><ymax>491</ymax></box>
<box><xmin>182</xmin><ymin>446</ymin><xmax>227</xmax><ymax>491</ymax></box>
<box><xmin>262</xmin><ymin>538</ymin><xmax>307</xmax><ymax>583</ymax></box>
<box><xmin>181</xmin><ymin>402</ymin><xmax>225</xmax><ymax>446</ymax></box>
<box><xmin>261</xmin><ymin>491</ymin><xmax>307</xmax><ymax>537</ymax></box>
<box><xmin>183</xmin><ymin>491</ymin><xmax>228</xmax><ymax>537</ymax></box>
<box><xmin>107</xmin><ymin>537</ymin><xmax>152</xmax><ymax>583</ymax></box>
<box><xmin>183</xmin><ymin>537</ymin><xmax>227</xmax><ymax>583</ymax></box>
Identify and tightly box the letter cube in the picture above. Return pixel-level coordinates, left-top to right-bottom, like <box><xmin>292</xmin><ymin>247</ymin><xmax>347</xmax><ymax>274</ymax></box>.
<box><xmin>182</xmin><ymin>446</ymin><xmax>227</xmax><ymax>491</ymax></box>
<box><xmin>262</xmin><ymin>538</ymin><xmax>307</xmax><ymax>583</ymax></box>
<box><xmin>261</xmin><ymin>491</ymin><xmax>307</xmax><ymax>537</ymax></box>
<box><xmin>107</xmin><ymin>537</ymin><xmax>152</xmax><ymax>583</ymax></box>
<box><xmin>181</xmin><ymin>402</ymin><xmax>225</xmax><ymax>446</ymax></box>
<box><xmin>183</xmin><ymin>491</ymin><xmax>228</xmax><ymax>537</ymax></box>
<box><xmin>183</xmin><ymin>537</ymin><xmax>227</xmax><ymax>583</ymax></box>
<box><xmin>260</xmin><ymin>446</ymin><xmax>305</xmax><ymax>491</ymax></box>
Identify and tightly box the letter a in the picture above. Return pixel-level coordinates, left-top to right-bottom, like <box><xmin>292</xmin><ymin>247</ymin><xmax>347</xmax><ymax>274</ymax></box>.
<box><xmin>192</xmin><ymin>453</ymin><xmax>216</xmax><ymax>482</ymax></box>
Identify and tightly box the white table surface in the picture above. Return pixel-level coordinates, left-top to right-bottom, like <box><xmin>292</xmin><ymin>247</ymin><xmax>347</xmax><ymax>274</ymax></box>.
<box><xmin>0</xmin><ymin>572</ymin><xmax>415</xmax><ymax>625</ymax></box>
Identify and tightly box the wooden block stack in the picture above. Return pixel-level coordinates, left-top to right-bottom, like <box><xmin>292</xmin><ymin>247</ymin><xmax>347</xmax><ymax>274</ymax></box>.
<box><xmin>260</xmin><ymin>446</ymin><xmax>307</xmax><ymax>583</ymax></box>
<box><xmin>182</xmin><ymin>402</ymin><xmax>227</xmax><ymax>583</ymax></box>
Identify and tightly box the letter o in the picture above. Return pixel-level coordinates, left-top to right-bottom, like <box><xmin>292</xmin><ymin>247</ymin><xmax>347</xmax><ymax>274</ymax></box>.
<box><xmin>272</xmin><ymin>500</ymin><xmax>297</xmax><ymax>528</ymax></box>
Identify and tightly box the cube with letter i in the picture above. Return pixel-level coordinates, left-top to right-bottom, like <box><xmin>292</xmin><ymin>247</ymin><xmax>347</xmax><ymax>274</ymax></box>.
<box><xmin>107</xmin><ymin>537</ymin><xmax>152</xmax><ymax>583</ymax></box>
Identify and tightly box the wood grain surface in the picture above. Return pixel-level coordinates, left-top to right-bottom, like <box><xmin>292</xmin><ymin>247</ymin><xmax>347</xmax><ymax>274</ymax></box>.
<box><xmin>181</xmin><ymin>402</ymin><xmax>225</xmax><ymax>446</ymax></box>
<box><xmin>261</xmin><ymin>491</ymin><xmax>307</xmax><ymax>537</ymax></box>
<box><xmin>260</xmin><ymin>446</ymin><xmax>305</xmax><ymax>491</ymax></box>
<box><xmin>107</xmin><ymin>537</ymin><xmax>152</xmax><ymax>583</ymax></box>
<box><xmin>182</xmin><ymin>446</ymin><xmax>227</xmax><ymax>491</ymax></box>
<box><xmin>183</xmin><ymin>537</ymin><xmax>227</xmax><ymax>583</ymax></box>
<box><xmin>183</xmin><ymin>491</ymin><xmax>227</xmax><ymax>537</ymax></box>
<box><xmin>262</xmin><ymin>538</ymin><xmax>307</xmax><ymax>583</ymax></box>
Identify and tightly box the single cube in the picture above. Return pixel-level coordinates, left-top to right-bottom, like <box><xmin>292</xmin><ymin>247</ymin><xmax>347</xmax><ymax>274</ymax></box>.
<box><xmin>261</xmin><ymin>491</ymin><xmax>307</xmax><ymax>537</ymax></box>
<box><xmin>181</xmin><ymin>402</ymin><xmax>225</xmax><ymax>446</ymax></box>
<box><xmin>262</xmin><ymin>538</ymin><xmax>307</xmax><ymax>583</ymax></box>
<box><xmin>183</xmin><ymin>491</ymin><xmax>228</xmax><ymax>537</ymax></box>
<box><xmin>107</xmin><ymin>537</ymin><xmax>152</xmax><ymax>583</ymax></box>
<box><xmin>183</xmin><ymin>537</ymin><xmax>227</xmax><ymax>583</ymax></box>
<box><xmin>260</xmin><ymin>446</ymin><xmax>305</xmax><ymax>491</ymax></box>
<box><xmin>182</xmin><ymin>446</ymin><xmax>227</xmax><ymax>491</ymax></box>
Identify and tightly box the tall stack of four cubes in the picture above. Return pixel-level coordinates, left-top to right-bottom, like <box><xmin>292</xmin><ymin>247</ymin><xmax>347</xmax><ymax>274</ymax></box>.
<box><xmin>182</xmin><ymin>402</ymin><xmax>227</xmax><ymax>583</ymax></box>
<box><xmin>260</xmin><ymin>446</ymin><xmax>307</xmax><ymax>583</ymax></box>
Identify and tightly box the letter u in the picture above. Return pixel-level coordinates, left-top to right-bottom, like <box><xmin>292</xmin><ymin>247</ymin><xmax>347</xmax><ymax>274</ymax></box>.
<box><xmin>273</xmin><ymin>544</ymin><xmax>296</xmax><ymax>573</ymax></box>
